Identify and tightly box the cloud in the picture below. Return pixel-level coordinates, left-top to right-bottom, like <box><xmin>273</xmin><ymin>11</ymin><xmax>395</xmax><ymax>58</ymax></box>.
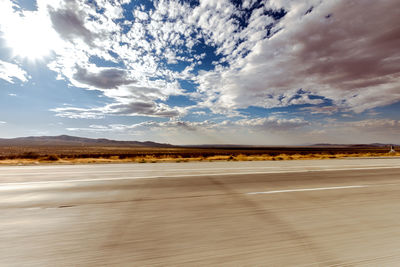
<box><xmin>340</xmin><ymin>119</ymin><xmax>400</xmax><ymax>132</ymax></box>
<box><xmin>0</xmin><ymin>121</ymin><xmax>6</xmax><ymax>124</ymax></box>
<box><xmin>66</xmin><ymin>116</ymin><xmax>309</xmax><ymax>133</ymax></box>
<box><xmin>106</xmin><ymin>101</ymin><xmax>184</xmax><ymax>117</ymax></box>
<box><xmin>64</xmin><ymin>115</ymin><xmax>312</xmax><ymax>144</ymax></box>
<box><xmin>235</xmin><ymin>117</ymin><xmax>309</xmax><ymax>131</ymax></box>
<box><xmin>0</xmin><ymin>60</ymin><xmax>29</xmax><ymax>84</ymax></box>
<box><xmin>50</xmin><ymin>106</ymin><xmax>105</xmax><ymax>119</ymax></box>
<box><xmin>303</xmin><ymin>118</ymin><xmax>400</xmax><ymax>144</ymax></box>
<box><xmin>300</xmin><ymin>106</ymin><xmax>339</xmax><ymax>115</ymax></box>
<box><xmin>45</xmin><ymin>0</ymin><xmax>290</xmax><ymax>118</ymax></box>
<box><xmin>51</xmin><ymin>100</ymin><xmax>186</xmax><ymax>118</ymax></box>
<box><xmin>49</xmin><ymin>4</ymin><xmax>94</xmax><ymax>45</ymax></box>
<box><xmin>73</xmin><ymin>66</ymin><xmax>136</xmax><ymax>90</ymax></box>
<box><xmin>196</xmin><ymin>0</ymin><xmax>400</xmax><ymax>113</ymax></box>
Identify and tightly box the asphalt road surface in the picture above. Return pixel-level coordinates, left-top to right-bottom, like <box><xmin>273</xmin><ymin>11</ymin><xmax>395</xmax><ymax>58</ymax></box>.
<box><xmin>1</xmin><ymin>158</ymin><xmax>400</xmax><ymax>266</ymax></box>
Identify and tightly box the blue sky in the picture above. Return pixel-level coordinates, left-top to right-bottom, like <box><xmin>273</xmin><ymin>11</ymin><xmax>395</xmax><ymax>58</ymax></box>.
<box><xmin>0</xmin><ymin>0</ymin><xmax>399</xmax><ymax>145</ymax></box>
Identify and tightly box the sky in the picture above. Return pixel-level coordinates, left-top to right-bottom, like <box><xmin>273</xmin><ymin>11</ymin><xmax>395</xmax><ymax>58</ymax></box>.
<box><xmin>0</xmin><ymin>0</ymin><xmax>399</xmax><ymax>145</ymax></box>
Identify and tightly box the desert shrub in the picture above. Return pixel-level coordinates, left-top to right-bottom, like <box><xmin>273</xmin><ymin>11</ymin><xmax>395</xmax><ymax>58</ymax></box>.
<box><xmin>44</xmin><ymin>155</ymin><xmax>59</xmax><ymax>161</ymax></box>
<box><xmin>20</xmin><ymin>152</ymin><xmax>40</xmax><ymax>159</ymax></box>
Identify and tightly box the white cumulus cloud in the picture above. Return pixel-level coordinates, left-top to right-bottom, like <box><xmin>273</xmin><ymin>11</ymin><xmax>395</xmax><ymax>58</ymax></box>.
<box><xmin>0</xmin><ymin>60</ymin><xmax>28</xmax><ymax>84</ymax></box>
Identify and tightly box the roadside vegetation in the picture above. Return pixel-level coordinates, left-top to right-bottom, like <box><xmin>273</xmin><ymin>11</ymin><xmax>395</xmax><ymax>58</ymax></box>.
<box><xmin>0</xmin><ymin>146</ymin><xmax>398</xmax><ymax>165</ymax></box>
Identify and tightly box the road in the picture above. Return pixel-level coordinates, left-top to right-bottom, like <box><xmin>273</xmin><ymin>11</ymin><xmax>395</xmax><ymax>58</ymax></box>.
<box><xmin>1</xmin><ymin>158</ymin><xmax>400</xmax><ymax>266</ymax></box>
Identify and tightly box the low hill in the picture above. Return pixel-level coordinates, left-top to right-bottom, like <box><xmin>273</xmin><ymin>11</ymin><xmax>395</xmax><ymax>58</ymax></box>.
<box><xmin>312</xmin><ymin>143</ymin><xmax>397</xmax><ymax>147</ymax></box>
<box><xmin>0</xmin><ymin>135</ymin><xmax>174</xmax><ymax>148</ymax></box>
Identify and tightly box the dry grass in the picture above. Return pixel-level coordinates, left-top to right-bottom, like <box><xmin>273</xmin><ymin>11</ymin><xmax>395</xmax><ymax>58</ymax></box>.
<box><xmin>0</xmin><ymin>151</ymin><xmax>398</xmax><ymax>165</ymax></box>
<box><xmin>0</xmin><ymin>144</ymin><xmax>398</xmax><ymax>165</ymax></box>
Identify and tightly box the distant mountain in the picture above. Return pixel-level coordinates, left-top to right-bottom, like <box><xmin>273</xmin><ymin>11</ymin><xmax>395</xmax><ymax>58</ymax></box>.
<box><xmin>182</xmin><ymin>144</ymin><xmax>255</xmax><ymax>148</ymax></box>
<box><xmin>312</xmin><ymin>143</ymin><xmax>398</xmax><ymax>147</ymax></box>
<box><xmin>0</xmin><ymin>135</ymin><xmax>174</xmax><ymax>148</ymax></box>
<box><xmin>188</xmin><ymin>143</ymin><xmax>399</xmax><ymax>148</ymax></box>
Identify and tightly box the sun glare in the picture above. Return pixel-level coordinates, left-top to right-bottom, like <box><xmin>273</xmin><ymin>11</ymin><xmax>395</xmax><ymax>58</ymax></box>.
<box><xmin>3</xmin><ymin>13</ymin><xmax>59</xmax><ymax>61</ymax></box>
